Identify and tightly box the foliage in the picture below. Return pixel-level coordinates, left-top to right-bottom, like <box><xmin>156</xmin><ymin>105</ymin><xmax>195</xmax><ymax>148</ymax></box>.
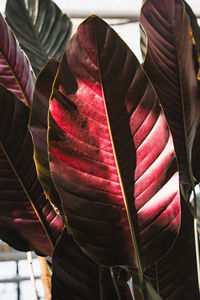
<box><xmin>0</xmin><ymin>0</ymin><xmax>199</xmax><ymax>299</ymax></box>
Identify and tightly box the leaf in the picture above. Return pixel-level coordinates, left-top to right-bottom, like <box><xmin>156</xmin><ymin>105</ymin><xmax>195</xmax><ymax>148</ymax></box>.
<box><xmin>6</xmin><ymin>0</ymin><xmax>72</xmax><ymax>76</ymax></box>
<box><xmin>0</xmin><ymin>83</ymin><xmax>63</xmax><ymax>255</ymax></box>
<box><xmin>48</xmin><ymin>16</ymin><xmax>180</xmax><ymax>270</ymax></box>
<box><xmin>52</xmin><ymin>230</ymin><xmax>100</xmax><ymax>300</ymax></box>
<box><xmin>183</xmin><ymin>1</ymin><xmax>200</xmax><ymax>183</ymax></box>
<box><xmin>52</xmin><ymin>229</ymin><xmax>132</xmax><ymax>300</ymax></box>
<box><xmin>0</xmin><ymin>13</ymin><xmax>35</xmax><ymax>106</ymax></box>
<box><xmin>29</xmin><ymin>59</ymin><xmax>63</xmax><ymax>214</ymax></box>
<box><xmin>140</xmin><ymin>0</ymin><xmax>200</xmax><ymax>184</ymax></box>
<box><xmin>143</xmin><ymin>198</ymin><xmax>200</xmax><ymax>299</ymax></box>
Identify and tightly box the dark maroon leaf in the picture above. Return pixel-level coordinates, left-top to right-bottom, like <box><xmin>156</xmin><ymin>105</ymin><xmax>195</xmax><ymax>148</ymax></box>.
<box><xmin>0</xmin><ymin>84</ymin><xmax>63</xmax><ymax>255</ymax></box>
<box><xmin>140</xmin><ymin>0</ymin><xmax>200</xmax><ymax>184</ymax></box>
<box><xmin>182</xmin><ymin>1</ymin><xmax>200</xmax><ymax>183</ymax></box>
<box><xmin>143</xmin><ymin>199</ymin><xmax>199</xmax><ymax>299</ymax></box>
<box><xmin>52</xmin><ymin>230</ymin><xmax>100</xmax><ymax>300</ymax></box>
<box><xmin>52</xmin><ymin>229</ymin><xmax>132</xmax><ymax>300</ymax></box>
<box><xmin>29</xmin><ymin>59</ymin><xmax>63</xmax><ymax>214</ymax></box>
<box><xmin>48</xmin><ymin>16</ymin><xmax>180</xmax><ymax>270</ymax></box>
<box><xmin>0</xmin><ymin>13</ymin><xmax>35</xmax><ymax>106</ymax></box>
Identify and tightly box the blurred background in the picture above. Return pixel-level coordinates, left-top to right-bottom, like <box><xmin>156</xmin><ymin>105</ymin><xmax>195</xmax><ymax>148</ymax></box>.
<box><xmin>0</xmin><ymin>0</ymin><xmax>199</xmax><ymax>299</ymax></box>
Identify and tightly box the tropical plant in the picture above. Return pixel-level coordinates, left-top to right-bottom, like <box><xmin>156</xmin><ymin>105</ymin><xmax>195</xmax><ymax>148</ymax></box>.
<box><xmin>0</xmin><ymin>0</ymin><xmax>199</xmax><ymax>299</ymax></box>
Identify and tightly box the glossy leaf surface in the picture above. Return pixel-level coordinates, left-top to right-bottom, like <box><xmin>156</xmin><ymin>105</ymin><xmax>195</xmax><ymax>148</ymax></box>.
<box><xmin>0</xmin><ymin>84</ymin><xmax>63</xmax><ymax>255</ymax></box>
<box><xmin>29</xmin><ymin>59</ymin><xmax>63</xmax><ymax>214</ymax></box>
<box><xmin>6</xmin><ymin>0</ymin><xmax>72</xmax><ymax>75</ymax></box>
<box><xmin>49</xmin><ymin>16</ymin><xmax>180</xmax><ymax>269</ymax></box>
<box><xmin>52</xmin><ymin>229</ymin><xmax>132</xmax><ymax>300</ymax></box>
<box><xmin>140</xmin><ymin>0</ymin><xmax>200</xmax><ymax>184</ymax></box>
<box><xmin>144</xmin><ymin>199</ymin><xmax>199</xmax><ymax>299</ymax></box>
<box><xmin>0</xmin><ymin>14</ymin><xmax>35</xmax><ymax>106</ymax></box>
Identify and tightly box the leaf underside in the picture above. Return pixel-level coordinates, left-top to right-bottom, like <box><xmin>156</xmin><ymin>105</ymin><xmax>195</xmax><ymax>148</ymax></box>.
<box><xmin>0</xmin><ymin>13</ymin><xmax>35</xmax><ymax>106</ymax></box>
<box><xmin>140</xmin><ymin>0</ymin><xmax>200</xmax><ymax>184</ymax></box>
<box><xmin>6</xmin><ymin>0</ymin><xmax>72</xmax><ymax>75</ymax></box>
<box><xmin>48</xmin><ymin>16</ymin><xmax>180</xmax><ymax>269</ymax></box>
<box><xmin>0</xmin><ymin>84</ymin><xmax>63</xmax><ymax>255</ymax></box>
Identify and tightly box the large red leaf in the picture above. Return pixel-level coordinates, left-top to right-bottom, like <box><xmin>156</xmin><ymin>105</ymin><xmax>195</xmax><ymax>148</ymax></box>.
<box><xmin>0</xmin><ymin>84</ymin><xmax>63</xmax><ymax>256</ymax></box>
<box><xmin>48</xmin><ymin>16</ymin><xmax>180</xmax><ymax>269</ymax></box>
<box><xmin>29</xmin><ymin>59</ymin><xmax>63</xmax><ymax>214</ymax></box>
<box><xmin>140</xmin><ymin>0</ymin><xmax>200</xmax><ymax>184</ymax></box>
<box><xmin>0</xmin><ymin>13</ymin><xmax>35</xmax><ymax>106</ymax></box>
<box><xmin>143</xmin><ymin>199</ymin><xmax>199</xmax><ymax>299</ymax></box>
<box><xmin>52</xmin><ymin>229</ymin><xmax>132</xmax><ymax>300</ymax></box>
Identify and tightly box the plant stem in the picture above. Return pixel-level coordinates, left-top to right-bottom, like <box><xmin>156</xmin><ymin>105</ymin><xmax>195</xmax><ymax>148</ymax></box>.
<box><xmin>110</xmin><ymin>268</ymin><xmax>122</xmax><ymax>300</ymax></box>
<box><xmin>155</xmin><ymin>263</ymin><xmax>160</xmax><ymax>295</ymax></box>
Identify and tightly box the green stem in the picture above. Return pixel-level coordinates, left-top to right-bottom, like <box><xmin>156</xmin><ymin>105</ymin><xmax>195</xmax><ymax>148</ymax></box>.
<box><xmin>155</xmin><ymin>263</ymin><xmax>160</xmax><ymax>294</ymax></box>
<box><xmin>110</xmin><ymin>268</ymin><xmax>122</xmax><ymax>300</ymax></box>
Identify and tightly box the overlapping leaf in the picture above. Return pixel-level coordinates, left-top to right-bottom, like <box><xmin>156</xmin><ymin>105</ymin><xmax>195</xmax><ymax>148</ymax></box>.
<box><xmin>140</xmin><ymin>0</ymin><xmax>200</xmax><ymax>184</ymax></box>
<box><xmin>48</xmin><ymin>16</ymin><xmax>180</xmax><ymax>269</ymax></box>
<box><xmin>0</xmin><ymin>13</ymin><xmax>35</xmax><ymax>106</ymax></box>
<box><xmin>29</xmin><ymin>59</ymin><xmax>63</xmax><ymax>214</ymax></box>
<box><xmin>6</xmin><ymin>0</ymin><xmax>72</xmax><ymax>75</ymax></box>
<box><xmin>183</xmin><ymin>1</ymin><xmax>200</xmax><ymax>183</ymax></box>
<box><xmin>143</xmin><ymin>199</ymin><xmax>199</xmax><ymax>299</ymax></box>
<box><xmin>52</xmin><ymin>229</ymin><xmax>132</xmax><ymax>300</ymax></box>
<box><xmin>0</xmin><ymin>84</ymin><xmax>63</xmax><ymax>256</ymax></box>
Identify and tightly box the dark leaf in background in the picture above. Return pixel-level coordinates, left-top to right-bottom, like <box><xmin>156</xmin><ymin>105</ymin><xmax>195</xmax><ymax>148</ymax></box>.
<box><xmin>48</xmin><ymin>16</ymin><xmax>180</xmax><ymax>269</ymax></box>
<box><xmin>0</xmin><ymin>13</ymin><xmax>35</xmax><ymax>106</ymax></box>
<box><xmin>29</xmin><ymin>59</ymin><xmax>63</xmax><ymax>215</ymax></box>
<box><xmin>140</xmin><ymin>0</ymin><xmax>200</xmax><ymax>184</ymax></box>
<box><xmin>0</xmin><ymin>84</ymin><xmax>63</xmax><ymax>256</ymax></box>
<box><xmin>0</xmin><ymin>228</ymin><xmax>30</xmax><ymax>252</ymax></box>
<box><xmin>6</xmin><ymin>0</ymin><xmax>72</xmax><ymax>75</ymax></box>
<box><xmin>143</xmin><ymin>198</ymin><xmax>199</xmax><ymax>300</ymax></box>
<box><xmin>52</xmin><ymin>229</ymin><xmax>100</xmax><ymax>300</ymax></box>
<box><xmin>52</xmin><ymin>229</ymin><xmax>132</xmax><ymax>300</ymax></box>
